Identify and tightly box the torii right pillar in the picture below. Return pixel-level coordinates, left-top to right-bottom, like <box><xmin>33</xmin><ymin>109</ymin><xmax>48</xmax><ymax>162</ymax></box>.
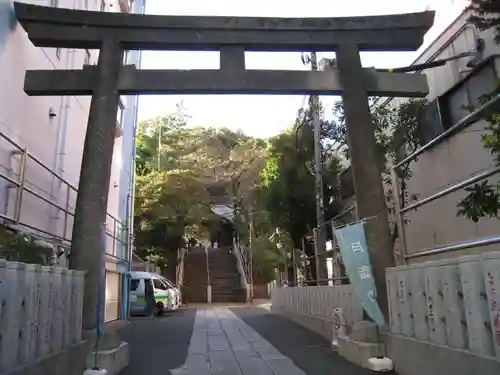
<box><xmin>337</xmin><ymin>44</ymin><xmax>395</xmax><ymax>319</ymax></box>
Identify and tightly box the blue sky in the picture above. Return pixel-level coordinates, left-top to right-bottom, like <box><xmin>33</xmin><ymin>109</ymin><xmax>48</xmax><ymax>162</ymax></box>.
<box><xmin>137</xmin><ymin>0</ymin><xmax>468</xmax><ymax>138</ymax></box>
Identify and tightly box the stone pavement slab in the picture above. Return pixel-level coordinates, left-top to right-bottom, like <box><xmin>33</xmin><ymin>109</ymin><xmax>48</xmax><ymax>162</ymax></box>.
<box><xmin>231</xmin><ymin>307</ymin><xmax>372</xmax><ymax>375</ymax></box>
<box><xmin>118</xmin><ymin>306</ymin><xmax>372</xmax><ymax>375</ymax></box>
<box><xmin>170</xmin><ymin>308</ymin><xmax>308</xmax><ymax>375</ymax></box>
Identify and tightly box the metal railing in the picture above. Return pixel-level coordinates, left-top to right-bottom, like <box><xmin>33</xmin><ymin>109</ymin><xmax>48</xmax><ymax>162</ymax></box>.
<box><xmin>277</xmin><ymin>205</ymin><xmax>356</xmax><ymax>287</ymax></box>
<box><xmin>205</xmin><ymin>246</ymin><xmax>211</xmax><ymax>287</ymax></box>
<box><xmin>392</xmin><ymin>94</ymin><xmax>500</xmax><ymax>261</ymax></box>
<box><xmin>232</xmin><ymin>239</ymin><xmax>252</xmax><ymax>301</ymax></box>
<box><xmin>0</xmin><ymin>130</ymin><xmax>128</xmax><ymax>260</ymax></box>
<box><xmin>235</xmin><ymin>240</ymin><xmax>251</xmax><ymax>282</ymax></box>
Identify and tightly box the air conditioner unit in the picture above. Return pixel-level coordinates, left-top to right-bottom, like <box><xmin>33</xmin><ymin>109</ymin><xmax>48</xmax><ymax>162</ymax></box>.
<box><xmin>463</xmin><ymin>38</ymin><xmax>486</xmax><ymax>71</ymax></box>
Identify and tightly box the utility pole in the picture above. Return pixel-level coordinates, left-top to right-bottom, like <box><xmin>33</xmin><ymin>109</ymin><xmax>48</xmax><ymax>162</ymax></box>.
<box><xmin>310</xmin><ymin>52</ymin><xmax>328</xmax><ymax>286</ymax></box>
<box><xmin>157</xmin><ymin>121</ymin><xmax>162</xmax><ymax>171</ymax></box>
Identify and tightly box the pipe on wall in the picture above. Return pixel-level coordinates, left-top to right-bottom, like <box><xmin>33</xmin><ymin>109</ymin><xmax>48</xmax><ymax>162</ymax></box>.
<box><xmin>123</xmin><ymin>73</ymin><xmax>140</xmax><ymax>319</ymax></box>
<box><xmin>123</xmin><ymin>0</ymin><xmax>146</xmax><ymax>319</ymax></box>
<box><xmin>49</xmin><ymin>0</ymin><xmax>79</xmax><ymax>239</ymax></box>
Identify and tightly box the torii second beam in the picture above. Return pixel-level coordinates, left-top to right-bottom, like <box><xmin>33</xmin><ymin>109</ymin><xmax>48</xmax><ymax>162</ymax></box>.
<box><xmin>24</xmin><ymin>66</ymin><xmax>429</xmax><ymax>97</ymax></box>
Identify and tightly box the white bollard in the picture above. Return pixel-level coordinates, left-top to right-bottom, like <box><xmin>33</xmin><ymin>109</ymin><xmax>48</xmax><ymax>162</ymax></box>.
<box><xmin>207</xmin><ymin>285</ymin><xmax>212</xmax><ymax>303</ymax></box>
<box><xmin>83</xmin><ymin>368</ymin><xmax>107</xmax><ymax>375</ymax></box>
<box><xmin>367</xmin><ymin>356</ymin><xmax>394</xmax><ymax>372</ymax></box>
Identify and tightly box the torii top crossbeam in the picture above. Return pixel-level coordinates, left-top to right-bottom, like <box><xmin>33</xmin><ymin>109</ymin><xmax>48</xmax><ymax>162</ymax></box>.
<box><xmin>14</xmin><ymin>3</ymin><xmax>434</xmax><ymax>97</ymax></box>
<box><xmin>15</xmin><ymin>2</ymin><xmax>434</xmax><ymax>51</ymax></box>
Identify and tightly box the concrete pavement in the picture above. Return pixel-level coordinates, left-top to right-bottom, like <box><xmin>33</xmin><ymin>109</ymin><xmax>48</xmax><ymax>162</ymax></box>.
<box><xmin>118</xmin><ymin>306</ymin><xmax>371</xmax><ymax>375</ymax></box>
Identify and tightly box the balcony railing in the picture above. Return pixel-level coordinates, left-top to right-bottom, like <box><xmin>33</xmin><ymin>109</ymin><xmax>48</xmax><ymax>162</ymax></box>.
<box><xmin>0</xmin><ymin>129</ymin><xmax>128</xmax><ymax>261</ymax></box>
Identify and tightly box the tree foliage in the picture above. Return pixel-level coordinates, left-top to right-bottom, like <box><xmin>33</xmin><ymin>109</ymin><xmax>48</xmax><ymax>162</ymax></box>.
<box><xmin>456</xmin><ymin>83</ymin><xmax>500</xmax><ymax>222</ymax></box>
<box><xmin>0</xmin><ymin>225</ymin><xmax>52</xmax><ymax>265</ymax></box>
<box><xmin>134</xmin><ymin>101</ymin><xmax>345</xmax><ymax>279</ymax></box>
<box><xmin>453</xmin><ymin>3</ymin><xmax>500</xmax><ymax>222</ymax></box>
<box><xmin>468</xmin><ymin>0</ymin><xmax>500</xmax><ymax>43</ymax></box>
<box><xmin>134</xmin><ymin>110</ymin><xmax>268</xmax><ymax>267</ymax></box>
<box><xmin>328</xmin><ymin>97</ymin><xmax>426</xmax><ymax>249</ymax></box>
<box><xmin>260</xmin><ymin>102</ymin><xmax>343</xmax><ymax>250</ymax></box>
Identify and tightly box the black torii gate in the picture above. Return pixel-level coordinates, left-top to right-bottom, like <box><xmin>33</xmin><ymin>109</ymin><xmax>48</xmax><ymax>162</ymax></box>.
<box><xmin>14</xmin><ymin>2</ymin><xmax>434</xmax><ymax>334</ymax></box>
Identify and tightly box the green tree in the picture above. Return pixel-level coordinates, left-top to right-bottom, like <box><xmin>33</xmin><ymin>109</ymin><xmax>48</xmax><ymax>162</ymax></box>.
<box><xmin>251</xmin><ymin>234</ymin><xmax>286</xmax><ymax>282</ymax></box>
<box><xmin>260</xmin><ymin>126</ymin><xmax>342</xmax><ymax>249</ymax></box>
<box><xmin>134</xmin><ymin>110</ymin><xmax>269</xmax><ymax>267</ymax></box>
<box><xmin>468</xmin><ymin>0</ymin><xmax>500</xmax><ymax>43</ymax></box>
<box><xmin>328</xmin><ymin>97</ymin><xmax>426</xmax><ymax>249</ymax></box>
<box><xmin>454</xmin><ymin>3</ymin><xmax>500</xmax><ymax>222</ymax></box>
<box><xmin>456</xmin><ymin>85</ymin><xmax>500</xmax><ymax>222</ymax></box>
<box><xmin>134</xmin><ymin>111</ymin><xmax>214</xmax><ymax>266</ymax></box>
<box><xmin>0</xmin><ymin>226</ymin><xmax>52</xmax><ymax>265</ymax></box>
<box><xmin>257</xmin><ymin>102</ymin><xmax>344</xmax><ymax>284</ymax></box>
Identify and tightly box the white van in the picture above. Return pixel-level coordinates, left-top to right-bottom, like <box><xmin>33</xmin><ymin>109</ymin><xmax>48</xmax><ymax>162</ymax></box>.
<box><xmin>129</xmin><ymin>271</ymin><xmax>180</xmax><ymax>315</ymax></box>
<box><xmin>158</xmin><ymin>275</ymin><xmax>182</xmax><ymax>308</ymax></box>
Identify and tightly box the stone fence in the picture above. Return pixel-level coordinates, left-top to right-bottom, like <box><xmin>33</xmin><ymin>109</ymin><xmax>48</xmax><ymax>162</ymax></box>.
<box><xmin>270</xmin><ymin>285</ymin><xmax>363</xmax><ymax>341</ymax></box>
<box><xmin>0</xmin><ymin>259</ymin><xmax>85</xmax><ymax>374</ymax></box>
<box><xmin>386</xmin><ymin>251</ymin><xmax>500</xmax><ymax>361</ymax></box>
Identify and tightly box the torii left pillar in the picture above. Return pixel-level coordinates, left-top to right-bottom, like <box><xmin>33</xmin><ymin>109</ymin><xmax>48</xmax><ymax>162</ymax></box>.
<box><xmin>69</xmin><ymin>39</ymin><xmax>123</xmax><ymax>345</ymax></box>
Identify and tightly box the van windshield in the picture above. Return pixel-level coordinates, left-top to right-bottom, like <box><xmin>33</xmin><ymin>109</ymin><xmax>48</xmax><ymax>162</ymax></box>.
<box><xmin>161</xmin><ymin>277</ymin><xmax>176</xmax><ymax>288</ymax></box>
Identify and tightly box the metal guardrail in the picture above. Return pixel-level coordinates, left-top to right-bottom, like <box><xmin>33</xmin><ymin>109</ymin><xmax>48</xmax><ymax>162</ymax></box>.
<box><xmin>0</xmin><ymin>130</ymin><xmax>127</xmax><ymax>259</ymax></box>
<box><xmin>392</xmin><ymin>94</ymin><xmax>500</xmax><ymax>261</ymax></box>
<box><xmin>393</xmin><ymin>94</ymin><xmax>500</xmax><ymax>170</ymax></box>
<box><xmin>205</xmin><ymin>246</ymin><xmax>211</xmax><ymax>287</ymax></box>
<box><xmin>278</xmin><ymin>205</ymin><xmax>357</xmax><ymax>287</ymax></box>
<box><xmin>233</xmin><ymin>240</ymin><xmax>251</xmax><ymax>288</ymax></box>
<box><xmin>237</xmin><ymin>242</ymin><xmax>251</xmax><ymax>282</ymax></box>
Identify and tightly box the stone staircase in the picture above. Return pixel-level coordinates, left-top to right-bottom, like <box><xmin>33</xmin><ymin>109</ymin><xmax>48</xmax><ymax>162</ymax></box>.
<box><xmin>208</xmin><ymin>247</ymin><xmax>246</xmax><ymax>303</ymax></box>
<box><xmin>182</xmin><ymin>247</ymin><xmax>208</xmax><ymax>303</ymax></box>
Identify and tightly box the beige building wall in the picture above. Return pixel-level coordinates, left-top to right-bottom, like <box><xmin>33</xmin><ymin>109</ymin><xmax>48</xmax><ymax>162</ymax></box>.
<box><xmin>385</xmin><ymin>9</ymin><xmax>500</xmax><ymax>263</ymax></box>
<box><xmin>0</xmin><ymin>0</ymin><xmax>129</xmax><ymax>259</ymax></box>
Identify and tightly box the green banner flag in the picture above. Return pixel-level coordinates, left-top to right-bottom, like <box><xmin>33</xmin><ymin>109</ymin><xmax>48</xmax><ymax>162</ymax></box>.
<box><xmin>333</xmin><ymin>222</ymin><xmax>385</xmax><ymax>326</ymax></box>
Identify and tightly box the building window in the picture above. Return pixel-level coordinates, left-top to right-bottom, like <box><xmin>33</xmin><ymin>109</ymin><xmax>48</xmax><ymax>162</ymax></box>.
<box><xmin>416</xmin><ymin>59</ymin><xmax>498</xmax><ymax>145</ymax></box>
<box><xmin>84</xmin><ymin>49</ymin><xmax>91</xmax><ymax>65</ymax></box>
<box><xmin>418</xmin><ymin>99</ymin><xmax>444</xmax><ymax>145</ymax></box>
<box><xmin>439</xmin><ymin>59</ymin><xmax>498</xmax><ymax>130</ymax></box>
<box><xmin>116</xmin><ymin>99</ymin><xmax>125</xmax><ymax>137</ymax></box>
<box><xmin>56</xmin><ymin>48</ymin><xmax>61</xmax><ymax>60</ymax></box>
<box><xmin>100</xmin><ymin>0</ymin><xmax>106</xmax><ymax>11</ymax></box>
<box><xmin>50</xmin><ymin>0</ymin><xmax>59</xmax><ymax>7</ymax></box>
<box><xmin>117</xmin><ymin>99</ymin><xmax>125</xmax><ymax>126</ymax></box>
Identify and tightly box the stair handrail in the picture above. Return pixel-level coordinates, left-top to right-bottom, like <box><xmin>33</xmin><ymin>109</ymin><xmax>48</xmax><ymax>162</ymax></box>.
<box><xmin>240</xmin><ymin>243</ymin><xmax>251</xmax><ymax>282</ymax></box>
<box><xmin>232</xmin><ymin>237</ymin><xmax>250</xmax><ymax>301</ymax></box>
<box><xmin>205</xmin><ymin>245</ymin><xmax>211</xmax><ymax>286</ymax></box>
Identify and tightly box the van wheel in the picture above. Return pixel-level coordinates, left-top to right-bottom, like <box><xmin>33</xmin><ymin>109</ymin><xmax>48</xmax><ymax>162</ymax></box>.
<box><xmin>156</xmin><ymin>302</ymin><xmax>164</xmax><ymax>316</ymax></box>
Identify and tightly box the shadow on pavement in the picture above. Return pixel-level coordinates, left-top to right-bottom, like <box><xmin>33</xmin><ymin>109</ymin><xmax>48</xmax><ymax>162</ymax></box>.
<box><xmin>231</xmin><ymin>307</ymin><xmax>372</xmax><ymax>375</ymax></box>
<box><xmin>118</xmin><ymin>308</ymin><xmax>196</xmax><ymax>375</ymax></box>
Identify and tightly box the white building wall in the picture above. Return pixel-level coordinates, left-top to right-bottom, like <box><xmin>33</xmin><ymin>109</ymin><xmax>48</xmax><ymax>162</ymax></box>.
<box><xmin>0</xmin><ymin>0</ymin><xmax>128</xmax><ymax>257</ymax></box>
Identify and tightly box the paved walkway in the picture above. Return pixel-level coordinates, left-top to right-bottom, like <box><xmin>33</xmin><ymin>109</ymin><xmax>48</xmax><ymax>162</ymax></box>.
<box><xmin>119</xmin><ymin>306</ymin><xmax>371</xmax><ymax>375</ymax></box>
